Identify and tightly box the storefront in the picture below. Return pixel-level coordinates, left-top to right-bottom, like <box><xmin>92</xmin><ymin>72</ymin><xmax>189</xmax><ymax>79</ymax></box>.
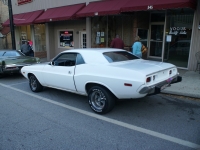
<box><xmin>77</xmin><ymin>0</ymin><xmax>198</xmax><ymax>70</ymax></box>
<box><xmin>13</xmin><ymin>24</ymin><xmax>46</xmax><ymax>58</ymax></box>
<box><xmin>3</xmin><ymin>0</ymin><xmax>200</xmax><ymax>71</ymax></box>
<box><xmin>3</xmin><ymin>9</ymin><xmax>47</xmax><ymax>58</ymax></box>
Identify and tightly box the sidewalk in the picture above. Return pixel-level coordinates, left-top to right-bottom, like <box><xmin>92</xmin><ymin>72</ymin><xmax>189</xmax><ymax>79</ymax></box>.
<box><xmin>162</xmin><ymin>69</ymin><xmax>200</xmax><ymax>99</ymax></box>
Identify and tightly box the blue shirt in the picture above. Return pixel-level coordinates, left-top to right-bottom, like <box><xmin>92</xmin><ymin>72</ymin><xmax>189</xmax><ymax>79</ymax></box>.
<box><xmin>132</xmin><ymin>42</ymin><xmax>142</xmax><ymax>58</ymax></box>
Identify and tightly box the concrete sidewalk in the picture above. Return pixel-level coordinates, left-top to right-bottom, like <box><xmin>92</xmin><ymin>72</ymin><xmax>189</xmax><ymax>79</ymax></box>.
<box><xmin>162</xmin><ymin>69</ymin><xmax>200</xmax><ymax>99</ymax></box>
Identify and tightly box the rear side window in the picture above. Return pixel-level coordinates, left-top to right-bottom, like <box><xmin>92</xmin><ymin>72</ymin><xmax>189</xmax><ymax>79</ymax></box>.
<box><xmin>76</xmin><ymin>54</ymin><xmax>85</xmax><ymax>65</ymax></box>
<box><xmin>103</xmin><ymin>51</ymin><xmax>139</xmax><ymax>63</ymax></box>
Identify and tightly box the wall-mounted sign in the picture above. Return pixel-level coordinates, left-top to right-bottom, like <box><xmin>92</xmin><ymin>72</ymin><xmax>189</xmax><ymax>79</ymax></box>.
<box><xmin>147</xmin><ymin>5</ymin><xmax>153</xmax><ymax>10</ymax></box>
<box><xmin>166</xmin><ymin>35</ymin><xmax>172</xmax><ymax>42</ymax></box>
<box><xmin>169</xmin><ymin>27</ymin><xmax>187</xmax><ymax>35</ymax></box>
<box><xmin>17</xmin><ymin>0</ymin><xmax>33</xmax><ymax>5</ymax></box>
<box><xmin>97</xmin><ymin>32</ymin><xmax>100</xmax><ymax>37</ymax></box>
<box><xmin>59</xmin><ymin>31</ymin><xmax>74</xmax><ymax>48</ymax></box>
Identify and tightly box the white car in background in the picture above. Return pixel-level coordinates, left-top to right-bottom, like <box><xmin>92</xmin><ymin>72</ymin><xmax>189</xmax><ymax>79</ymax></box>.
<box><xmin>21</xmin><ymin>48</ymin><xmax>182</xmax><ymax>114</ymax></box>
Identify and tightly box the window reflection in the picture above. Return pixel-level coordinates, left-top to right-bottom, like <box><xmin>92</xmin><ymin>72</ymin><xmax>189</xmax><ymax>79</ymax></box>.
<box><xmin>164</xmin><ymin>9</ymin><xmax>194</xmax><ymax>68</ymax></box>
<box><xmin>34</xmin><ymin>24</ymin><xmax>46</xmax><ymax>52</ymax></box>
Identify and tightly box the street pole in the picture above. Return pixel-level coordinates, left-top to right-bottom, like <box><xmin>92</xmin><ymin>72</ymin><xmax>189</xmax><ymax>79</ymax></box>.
<box><xmin>8</xmin><ymin>0</ymin><xmax>16</xmax><ymax>49</ymax></box>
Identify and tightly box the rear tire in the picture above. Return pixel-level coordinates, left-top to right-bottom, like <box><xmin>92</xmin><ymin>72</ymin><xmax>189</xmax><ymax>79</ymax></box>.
<box><xmin>29</xmin><ymin>74</ymin><xmax>43</xmax><ymax>92</ymax></box>
<box><xmin>88</xmin><ymin>86</ymin><xmax>115</xmax><ymax>114</ymax></box>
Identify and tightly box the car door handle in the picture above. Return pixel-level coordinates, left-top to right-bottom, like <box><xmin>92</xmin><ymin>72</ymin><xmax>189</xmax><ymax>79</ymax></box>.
<box><xmin>68</xmin><ymin>71</ymin><xmax>71</xmax><ymax>74</ymax></box>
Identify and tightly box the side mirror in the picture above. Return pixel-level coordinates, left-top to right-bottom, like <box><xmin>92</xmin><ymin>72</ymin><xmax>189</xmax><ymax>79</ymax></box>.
<box><xmin>50</xmin><ymin>61</ymin><xmax>54</xmax><ymax>65</ymax></box>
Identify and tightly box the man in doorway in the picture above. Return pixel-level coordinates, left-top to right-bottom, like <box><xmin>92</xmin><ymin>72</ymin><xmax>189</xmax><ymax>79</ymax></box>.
<box><xmin>110</xmin><ymin>34</ymin><xmax>125</xmax><ymax>49</ymax></box>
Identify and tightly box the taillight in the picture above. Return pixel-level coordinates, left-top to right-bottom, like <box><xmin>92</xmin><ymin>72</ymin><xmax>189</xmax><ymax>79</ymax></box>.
<box><xmin>146</xmin><ymin>77</ymin><xmax>151</xmax><ymax>83</ymax></box>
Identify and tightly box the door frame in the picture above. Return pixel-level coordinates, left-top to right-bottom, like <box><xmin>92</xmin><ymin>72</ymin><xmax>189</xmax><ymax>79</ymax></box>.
<box><xmin>148</xmin><ymin>22</ymin><xmax>166</xmax><ymax>61</ymax></box>
<box><xmin>80</xmin><ymin>31</ymin><xmax>86</xmax><ymax>48</ymax></box>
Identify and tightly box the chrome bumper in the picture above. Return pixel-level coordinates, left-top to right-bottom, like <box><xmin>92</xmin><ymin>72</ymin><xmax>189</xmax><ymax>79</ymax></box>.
<box><xmin>139</xmin><ymin>75</ymin><xmax>182</xmax><ymax>96</ymax></box>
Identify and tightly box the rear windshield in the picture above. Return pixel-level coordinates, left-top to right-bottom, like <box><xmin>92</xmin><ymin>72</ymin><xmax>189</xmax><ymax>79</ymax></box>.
<box><xmin>103</xmin><ymin>51</ymin><xmax>139</xmax><ymax>63</ymax></box>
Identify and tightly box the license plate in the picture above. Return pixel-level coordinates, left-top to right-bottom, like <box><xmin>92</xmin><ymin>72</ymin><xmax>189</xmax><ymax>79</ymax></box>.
<box><xmin>161</xmin><ymin>84</ymin><xmax>168</xmax><ymax>91</ymax></box>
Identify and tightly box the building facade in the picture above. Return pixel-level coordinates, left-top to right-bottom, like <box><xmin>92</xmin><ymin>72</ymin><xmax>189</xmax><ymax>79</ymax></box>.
<box><xmin>0</xmin><ymin>0</ymin><xmax>12</xmax><ymax>49</ymax></box>
<box><xmin>3</xmin><ymin>0</ymin><xmax>200</xmax><ymax>71</ymax></box>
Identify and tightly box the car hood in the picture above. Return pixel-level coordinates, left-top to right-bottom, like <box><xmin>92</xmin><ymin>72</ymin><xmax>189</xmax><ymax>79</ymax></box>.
<box><xmin>1</xmin><ymin>56</ymin><xmax>40</xmax><ymax>65</ymax></box>
<box><xmin>109</xmin><ymin>59</ymin><xmax>176</xmax><ymax>75</ymax></box>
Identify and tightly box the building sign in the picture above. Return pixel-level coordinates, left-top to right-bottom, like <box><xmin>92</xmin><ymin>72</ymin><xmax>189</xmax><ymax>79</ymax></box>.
<box><xmin>147</xmin><ymin>5</ymin><xmax>153</xmax><ymax>10</ymax></box>
<box><xmin>17</xmin><ymin>0</ymin><xmax>33</xmax><ymax>5</ymax></box>
<box><xmin>59</xmin><ymin>31</ymin><xmax>74</xmax><ymax>48</ymax></box>
<box><xmin>169</xmin><ymin>27</ymin><xmax>187</xmax><ymax>35</ymax></box>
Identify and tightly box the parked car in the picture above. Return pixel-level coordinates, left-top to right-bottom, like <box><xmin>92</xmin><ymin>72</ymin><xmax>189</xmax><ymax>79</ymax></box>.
<box><xmin>0</xmin><ymin>49</ymin><xmax>40</xmax><ymax>77</ymax></box>
<box><xmin>21</xmin><ymin>48</ymin><xmax>182</xmax><ymax>114</ymax></box>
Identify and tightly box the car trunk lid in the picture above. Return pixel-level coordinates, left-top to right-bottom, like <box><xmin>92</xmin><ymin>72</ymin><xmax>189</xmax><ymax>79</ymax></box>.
<box><xmin>109</xmin><ymin>59</ymin><xmax>175</xmax><ymax>75</ymax></box>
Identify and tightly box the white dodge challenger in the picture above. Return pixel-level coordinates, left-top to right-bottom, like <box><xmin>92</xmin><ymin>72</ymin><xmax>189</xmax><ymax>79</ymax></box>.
<box><xmin>21</xmin><ymin>48</ymin><xmax>182</xmax><ymax>114</ymax></box>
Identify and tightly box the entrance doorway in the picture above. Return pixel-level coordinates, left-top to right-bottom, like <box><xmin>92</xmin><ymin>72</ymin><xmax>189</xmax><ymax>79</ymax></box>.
<box><xmin>80</xmin><ymin>32</ymin><xmax>86</xmax><ymax>48</ymax></box>
<box><xmin>148</xmin><ymin>24</ymin><xmax>164</xmax><ymax>60</ymax></box>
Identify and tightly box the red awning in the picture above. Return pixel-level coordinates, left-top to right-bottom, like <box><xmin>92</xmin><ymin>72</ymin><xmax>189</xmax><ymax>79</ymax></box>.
<box><xmin>34</xmin><ymin>3</ymin><xmax>86</xmax><ymax>23</ymax></box>
<box><xmin>2</xmin><ymin>10</ymin><xmax>44</xmax><ymax>26</ymax></box>
<box><xmin>76</xmin><ymin>0</ymin><xmax>128</xmax><ymax>17</ymax></box>
<box><xmin>121</xmin><ymin>0</ymin><xmax>197</xmax><ymax>12</ymax></box>
<box><xmin>0</xmin><ymin>27</ymin><xmax>10</xmax><ymax>35</ymax></box>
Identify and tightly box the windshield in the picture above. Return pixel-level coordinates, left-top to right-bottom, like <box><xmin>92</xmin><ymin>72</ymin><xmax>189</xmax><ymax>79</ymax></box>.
<box><xmin>103</xmin><ymin>51</ymin><xmax>139</xmax><ymax>63</ymax></box>
<box><xmin>0</xmin><ymin>51</ymin><xmax>24</xmax><ymax>57</ymax></box>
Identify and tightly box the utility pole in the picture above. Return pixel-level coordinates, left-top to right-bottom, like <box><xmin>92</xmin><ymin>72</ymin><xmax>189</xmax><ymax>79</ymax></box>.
<box><xmin>8</xmin><ymin>0</ymin><xmax>16</xmax><ymax>49</ymax></box>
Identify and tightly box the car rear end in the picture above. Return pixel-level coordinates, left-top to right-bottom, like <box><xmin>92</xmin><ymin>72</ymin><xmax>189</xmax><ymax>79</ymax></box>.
<box><xmin>1</xmin><ymin>56</ymin><xmax>40</xmax><ymax>74</ymax></box>
<box><xmin>138</xmin><ymin>67</ymin><xmax>182</xmax><ymax>95</ymax></box>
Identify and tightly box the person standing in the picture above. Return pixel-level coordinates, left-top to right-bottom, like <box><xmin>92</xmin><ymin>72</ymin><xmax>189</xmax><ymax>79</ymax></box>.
<box><xmin>21</xmin><ymin>41</ymin><xmax>31</xmax><ymax>56</ymax></box>
<box><xmin>110</xmin><ymin>34</ymin><xmax>125</xmax><ymax>49</ymax></box>
<box><xmin>132</xmin><ymin>36</ymin><xmax>142</xmax><ymax>58</ymax></box>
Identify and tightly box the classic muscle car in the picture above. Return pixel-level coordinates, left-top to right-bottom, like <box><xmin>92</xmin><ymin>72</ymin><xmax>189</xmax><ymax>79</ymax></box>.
<box><xmin>0</xmin><ymin>49</ymin><xmax>40</xmax><ymax>77</ymax></box>
<box><xmin>21</xmin><ymin>48</ymin><xmax>182</xmax><ymax>114</ymax></box>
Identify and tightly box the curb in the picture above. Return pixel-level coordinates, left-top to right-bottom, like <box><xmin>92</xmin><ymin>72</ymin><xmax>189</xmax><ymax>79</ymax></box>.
<box><xmin>161</xmin><ymin>90</ymin><xmax>200</xmax><ymax>99</ymax></box>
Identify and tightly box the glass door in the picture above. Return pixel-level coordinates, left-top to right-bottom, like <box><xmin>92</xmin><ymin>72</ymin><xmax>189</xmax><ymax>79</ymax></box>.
<box><xmin>80</xmin><ymin>32</ymin><xmax>86</xmax><ymax>48</ymax></box>
<box><xmin>149</xmin><ymin>24</ymin><xmax>164</xmax><ymax>59</ymax></box>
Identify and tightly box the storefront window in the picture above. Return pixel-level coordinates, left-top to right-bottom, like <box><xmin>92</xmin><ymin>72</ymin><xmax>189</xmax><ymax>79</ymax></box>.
<box><xmin>91</xmin><ymin>16</ymin><xmax>108</xmax><ymax>48</ymax></box>
<box><xmin>138</xmin><ymin>29</ymin><xmax>148</xmax><ymax>47</ymax></box>
<box><xmin>18</xmin><ymin>25</ymin><xmax>31</xmax><ymax>48</ymax></box>
<box><xmin>164</xmin><ymin>9</ymin><xmax>194</xmax><ymax>68</ymax></box>
<box><xmin>91</xmin><ymin>15</ymin><xmax>133</xmax><ymax>50</ymax></box>
<box><xmin>59</xmin><ymin>30</ymin><xmax>74</xmax><ymax>48</ymax></box>
<box><xmin>34</xmin><ymin>24</ymin><xmax>46</xmax><ymax>52</ymax></box>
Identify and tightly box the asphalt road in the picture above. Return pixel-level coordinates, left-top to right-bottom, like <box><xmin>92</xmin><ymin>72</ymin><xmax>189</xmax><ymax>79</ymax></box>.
<box><xmin>0</xmin><ymin>74</ymin><xmax>200</xmax><ymax>150</ymax></box>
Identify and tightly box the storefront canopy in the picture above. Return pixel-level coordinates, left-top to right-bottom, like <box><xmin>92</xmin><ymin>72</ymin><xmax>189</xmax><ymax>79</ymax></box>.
<box><xmin>3</xmin><ymin>10</ymin><xmax>44</xmax><ymax>26</ymax></box>
<box><xmin>34</xmin><ymin>3</ymin><xmax>86</xmax><ymax>23</ymax></box>
<box><xmin>76</xmin><ymin>0</ymin><xmax>196</xmax><ymax>18</ymax></box>
<box><xmin>76</xmin><ymin>0</ymin><xmax>128</xmax><ymax>17</ymax></box>
<box><xmin>121</xmin><ymin>0</ymin><xmax>197</xmax><ymax>12</ymax></box>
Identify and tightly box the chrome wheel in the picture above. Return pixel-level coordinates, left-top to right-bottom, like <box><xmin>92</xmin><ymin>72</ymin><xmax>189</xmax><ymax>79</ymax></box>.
<box><xmin>88</xmin><ymin>86</ymin><xmax>115</xmax><ymax>114</ymax></box>
<box><xmin>29</xmin><ymin>74</ymin><xmax>43</xmax><ymax>92</ymax></box>
<box><xmin>90</xmin><ymin>89</ymin><xmax>106</xmax><ymax>111</ymax></box>
<box><xmin>30</xmin><ymin>75</ymin><xmax>37</xmax><ymax>91</ymax></box>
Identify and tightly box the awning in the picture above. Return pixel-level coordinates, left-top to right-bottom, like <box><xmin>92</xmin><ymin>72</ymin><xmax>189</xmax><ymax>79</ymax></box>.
<box><xmin>34</xmin><ymin>3</ymin><xmax>86</xmax><ymax>23</ymax></box>
<box><xmin>0</xmin><ymin>27</ymin><xmax>10</xmax><ymax>35</ymax></box>
<box><xmin>76</xmin><ymin>0</ymin><xmax>128</xmax><ymax>17</ymax></box>
<box><xmin>121</xmin><ymin>0</ymin><xmax>197</xmax><ymax>12</ymax></box>
<box><xmin>2</xmin><ymin>10</ymin><xmax>44</xmax><ymax>26</ymax></box>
